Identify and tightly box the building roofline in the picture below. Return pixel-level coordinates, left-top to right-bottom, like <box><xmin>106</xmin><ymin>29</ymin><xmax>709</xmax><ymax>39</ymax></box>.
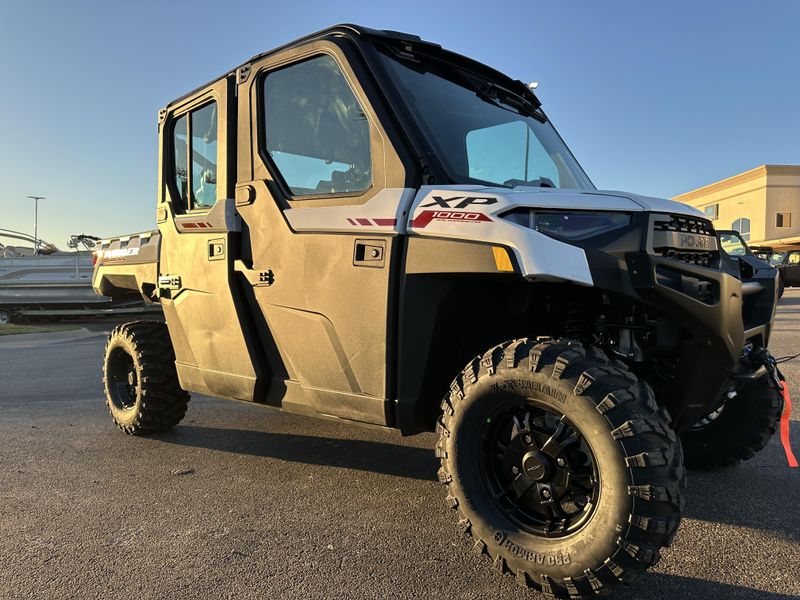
<box><xmin>673</xmin><ymin>165</ymin><xmax>767</xmax><ymax>202</ymax></box>
<box><xmin>673</xmin><ymin>164</ymin><xmax>800</xmax><ymax>203</ymax></box>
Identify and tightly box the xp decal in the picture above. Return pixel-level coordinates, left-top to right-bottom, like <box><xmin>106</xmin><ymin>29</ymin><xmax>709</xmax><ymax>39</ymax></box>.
<box><xmin>420</xmin><ymin>195</ymin><xmax>499</xmax><ymax>209</ymax></box>
<box><xmin>411</xmin><ymin>210</ymin><xmax>492</xmax><ymax>228</ymax></box>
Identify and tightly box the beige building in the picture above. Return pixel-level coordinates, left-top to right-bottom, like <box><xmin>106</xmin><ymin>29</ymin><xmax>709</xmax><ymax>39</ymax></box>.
<box><xmin>673</xmin><ymin>165</ymin><xmax>800</xmax><ymax>249</ymax></box>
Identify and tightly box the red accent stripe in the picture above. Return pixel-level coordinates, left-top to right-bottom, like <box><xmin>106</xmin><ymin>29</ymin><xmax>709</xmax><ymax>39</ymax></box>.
<box><xmin>183</xmin><ymin>223</ymin><xmax>198</xmax><ymax>229</ymax></box>
<box><xmin>356</xmin><ymin>218</ymin><xmax>372</xmax><ymax>226</ymax></box>
<box><xmin>373</xmin><ymin>218</ymin><xmax>397</xmax><ymax>226</ymax></box>
<box><xmin>347</xmin><ymin>218</ymin><xmax>357</xmax><ymax>225</ymax></box>
<box><xmin>411</xmin><ymin>211</ymin><xmax>437</xmax><ymax>228</ymax></box>
<box><xmin>780</xmin><ymin>381</ymin><xmax>798</xmax><ymax>467</ymax></box>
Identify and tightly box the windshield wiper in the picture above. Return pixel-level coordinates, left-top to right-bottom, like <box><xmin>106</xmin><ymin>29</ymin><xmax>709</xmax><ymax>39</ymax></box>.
<box><xmin>494</xmin><ymin>87</ymin><xmax>546</xmax><ymax>121</ymax></box>
<box><xmin>463</xmin><ymin>76</ymin><xmax>545</xmax><ymax>122</ymax></box>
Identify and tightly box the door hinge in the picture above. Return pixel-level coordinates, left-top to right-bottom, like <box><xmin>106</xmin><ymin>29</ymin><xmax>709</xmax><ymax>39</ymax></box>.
<box><xmin>234</xmin><ymin>260</ymin><xmax>274</xmax><ymax>287</ymax></box>
<box><xmin>158</xmin><ymin>274</ymin><xmax>182</xmax><ymax>290</ymax></box>
<box><xmin>237</xmin><ymin>64</ymin><xmax>251</xmax><ymax>85</ymax></box>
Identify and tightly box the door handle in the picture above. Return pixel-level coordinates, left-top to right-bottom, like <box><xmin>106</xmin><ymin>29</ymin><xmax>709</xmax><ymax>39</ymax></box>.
<box><xmin>208</xmin><ymin>238</ymin><xmax>225</xmax><ymax>261</ymax></box>
<box><xmin>353</xmin><ymin>239</ymin><xmax>385</xmax><ymax>268</ymax></box>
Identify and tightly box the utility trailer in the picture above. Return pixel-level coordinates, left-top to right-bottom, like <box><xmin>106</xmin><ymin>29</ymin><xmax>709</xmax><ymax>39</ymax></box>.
<box><xmin>92</xmin><ymin>25</ymin><xmax>786</xmax><ymax>598</ymax></box>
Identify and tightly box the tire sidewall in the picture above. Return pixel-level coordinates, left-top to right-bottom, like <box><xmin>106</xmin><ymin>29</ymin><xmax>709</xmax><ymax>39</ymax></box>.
<box><xmin>447</xmin><ymin>370</ymin><xmax>633</xmax><ymax>580</ymax></box>
<box><xmin>104</xmin><ymin>331</ymin><xmax>143</xmax><ymax>427</ymax></box>
<box><xmin>681</xmin><ymin>376</ymin><xmax>780</xmax><ymax>467</ymax></box>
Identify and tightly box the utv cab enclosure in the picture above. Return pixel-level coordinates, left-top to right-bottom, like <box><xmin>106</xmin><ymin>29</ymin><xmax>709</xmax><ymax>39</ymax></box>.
<box><xmin>94</xmin><ymin>25</ymin><xmax>784</xmax><ymax>599</ymax></box>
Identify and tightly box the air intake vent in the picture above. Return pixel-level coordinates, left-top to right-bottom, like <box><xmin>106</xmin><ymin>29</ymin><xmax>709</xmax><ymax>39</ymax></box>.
<box><xmin>653</xmin><ymin>214</ymin><xmax>715</xmax><ymax>236</ymax></box>
<box><xmin>652</xmin><ymin>214</ymin><xmax>717</xmax><ymax>268</ymax></box>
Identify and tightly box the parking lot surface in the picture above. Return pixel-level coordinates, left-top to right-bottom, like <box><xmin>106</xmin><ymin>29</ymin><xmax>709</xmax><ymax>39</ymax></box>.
<box><xmin>1</xmin><ymin>295</ymin><xmax>799</xmax><ymax>600</ymax></box>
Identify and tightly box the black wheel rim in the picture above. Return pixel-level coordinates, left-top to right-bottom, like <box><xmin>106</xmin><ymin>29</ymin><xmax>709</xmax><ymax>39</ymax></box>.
<box><xmin>477</xmin><ymin>401</ymin><xmax>600</xmax><ymax>538</ymax></box>
<box><xmin>107</xmin><ymin>347</ymin><xmax>138</xmax><ymax>411</ymax></box>
<box><xmin>689</xmin><ymin>402</ymin><xmax>726</xmax><ymax>431</ymax></box>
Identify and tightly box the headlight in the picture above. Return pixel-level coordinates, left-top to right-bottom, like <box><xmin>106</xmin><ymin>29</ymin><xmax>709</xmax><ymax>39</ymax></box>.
<box><xmin>502</xmin><ymin>209</ymin><xmax>631</xmax><ymax>241</ymax></box>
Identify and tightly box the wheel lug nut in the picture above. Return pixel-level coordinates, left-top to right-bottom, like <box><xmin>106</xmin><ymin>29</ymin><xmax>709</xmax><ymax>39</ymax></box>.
<box><xmin>541</xmin><ymin>489</ymin><xmax>551</xmax><ymax>499</ymax></box>
<box><xmin>524</xmin><ymin>435</ymin><xmax>533</xmax><ymax>445</ymax></box>
<box><xmin>557</xmin><ymin>458</ymin><xmax>565</xmax><ymax>467</ymax></box>
<box><xmin>511</xmin><ymin>466</ymin><xmax>519</xmax><ymax>475</ymax></box>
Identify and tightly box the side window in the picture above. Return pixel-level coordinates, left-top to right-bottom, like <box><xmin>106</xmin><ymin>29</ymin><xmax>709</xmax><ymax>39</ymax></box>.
<box><xmin>704</xmin><ymin>204</ymin><xmax>719</xmax><ymax>220</ymax></box>
<box><xmin>788</xmin><ymin>252</ymin><xmax>800</xmax><ymax>265</ymax></box>
<box><xmin>170</xmin><ymin>101</ymin><xmax>218</xmax><ymax>210</ymax></box>
<box><xmin>732</xmin><ymin>217</ymin><xmax>751</xmax><ymax>242</ymax></box>
<box><xmin>191</xmin><ymin>103</ymin><xmax>218</xmax><ymax>208</ymax></box>
<box><xmin>262</xmin><ymin>55</ymin><xmax>372</xmax><ymax>196</ymax></box>
<box><xmin>172</xmin><ymin>115</ymin><xmax>188</xmax><ymax>208</ymax></box>
<box><xmin>466</xmin><ymin>121</ymin><xmax>560</xmax><ymax>187</ymax></box>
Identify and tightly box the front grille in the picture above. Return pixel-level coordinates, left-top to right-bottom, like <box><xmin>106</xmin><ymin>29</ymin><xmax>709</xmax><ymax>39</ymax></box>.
<box><xmin>659</xmin><ymin>249</ymin><xmax>713</xmax><ymax>267</ymax></box>
<box><xmin>652</xmin><ymin>214</ymin><xmax>717</xmax><ymax>268</ymax></box>
<box><xmin>653</xmin><ymin>214</ymin><xmax>716</xmax><ymax>236</ymax></box>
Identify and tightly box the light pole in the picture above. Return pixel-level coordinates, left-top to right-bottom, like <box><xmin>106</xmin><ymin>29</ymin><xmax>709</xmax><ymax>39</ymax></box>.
<box><xmin>26</xmin><ymin>195</ymin><xmax>45</xmax><ymax>253</ymax></box>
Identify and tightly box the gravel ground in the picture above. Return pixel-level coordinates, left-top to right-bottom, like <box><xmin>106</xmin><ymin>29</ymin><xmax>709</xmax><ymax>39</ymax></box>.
<box><xmin>0</xmin><ymin>294</ymin><xmax>798</xmax><ymax>599</ymax></box>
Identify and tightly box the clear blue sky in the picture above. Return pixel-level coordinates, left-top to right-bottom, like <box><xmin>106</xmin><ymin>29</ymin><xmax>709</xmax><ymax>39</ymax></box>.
<box><xmin>1</xmin><ymin>0</ymin><xmax>798</xmax><ymax>246</ymax></box>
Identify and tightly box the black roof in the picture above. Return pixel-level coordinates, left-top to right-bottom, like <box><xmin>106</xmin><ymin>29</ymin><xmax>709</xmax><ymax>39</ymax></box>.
<box><xmin>165</xmin><ymin>23</ymin><xmax>538</xmax><ymax>111</ymax></box>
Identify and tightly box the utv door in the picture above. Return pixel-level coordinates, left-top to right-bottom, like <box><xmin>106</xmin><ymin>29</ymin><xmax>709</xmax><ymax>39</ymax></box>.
<box><xmin>157</xmin><ymin>77</ymin><xmax>265</xmax><ymax>402</ymax></box>
<box><xmin>234</xmin><ymin>42</ymin><xmax>412</xmax><ymax>426</ymax></box>
<box><xmin>784</xmin><ymin>251</ymin><xmax>800</xmax><ymax>286</ymax></box>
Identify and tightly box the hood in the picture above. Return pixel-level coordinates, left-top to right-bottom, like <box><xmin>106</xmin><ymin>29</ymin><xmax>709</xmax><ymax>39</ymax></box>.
<box><xmin>466</xmin><ymin>186</ymin><xmax>706</xmax><ymax>218</ymax></box>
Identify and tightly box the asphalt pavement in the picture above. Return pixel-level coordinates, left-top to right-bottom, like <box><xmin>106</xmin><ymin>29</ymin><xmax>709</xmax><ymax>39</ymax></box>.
<box><xmin>1</xmin><ymin>297</ymin><xmax>799</xmax><ymax>600</ymax></box>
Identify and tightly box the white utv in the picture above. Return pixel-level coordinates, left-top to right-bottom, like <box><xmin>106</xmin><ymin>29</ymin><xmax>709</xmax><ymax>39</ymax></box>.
<box><xmin>93</xmin><ymin>25</ymin><xmax>784</xmax><ymax>598</ymax></box>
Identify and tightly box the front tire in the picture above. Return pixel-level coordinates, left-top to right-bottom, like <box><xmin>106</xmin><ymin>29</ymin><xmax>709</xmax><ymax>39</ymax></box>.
<box><xmin>436</xmin><ymin>339</ymin><xmax>684</xmax><ymax>598</ymax></box>
<box><xmin>103</xmin><ymin>320</ymin><xmax>190</xmax><ymax>435</ymax></box>
<box><xmin>680</xmin><ymin>375</ymin><xmax>781</xmax><ymax>470</ymax></box>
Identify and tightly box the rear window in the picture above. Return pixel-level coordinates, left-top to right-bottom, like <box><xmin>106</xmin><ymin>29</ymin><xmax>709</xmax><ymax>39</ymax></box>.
<box><xmin>170</xmin><ymin>101</ymin><xmax>218</xmax><ymax>210</ymax></box>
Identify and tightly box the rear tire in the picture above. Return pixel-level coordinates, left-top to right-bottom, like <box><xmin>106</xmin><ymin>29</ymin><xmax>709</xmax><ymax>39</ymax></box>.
<box><xmin>437</xmin><ymin>338</ymin><xmax>684</xmax><ymax>598</ymax></box>
<box><xmin>0</xmin><ymin>309</ymin><xmax>12</xmax><ymax>325</ymax></box>
<box><xmin>680</xmin><ymin>375</ymin><xmax>781</xmax><ymax>470</ymax></box>
<box><xmin>102</xmin><ymin>320</ymin><xmax>189</xmax><ymax>435</ymax></box>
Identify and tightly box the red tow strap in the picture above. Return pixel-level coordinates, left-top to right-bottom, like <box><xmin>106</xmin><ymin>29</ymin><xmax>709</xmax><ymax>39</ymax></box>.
<box><xmin>779</xmin><ymin>381</ymin><xmax>798</xmax><ymax>468</ymax></box>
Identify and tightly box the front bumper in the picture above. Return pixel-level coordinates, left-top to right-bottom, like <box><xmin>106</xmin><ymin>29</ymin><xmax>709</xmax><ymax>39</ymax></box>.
<box><xmin>622</xmin><ymin>251</ymin><xmax>779</xmax><ymax>429</ymax></box>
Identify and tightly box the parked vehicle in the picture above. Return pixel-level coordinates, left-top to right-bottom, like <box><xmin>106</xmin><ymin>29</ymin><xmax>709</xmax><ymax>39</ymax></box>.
<box><xmin>0</xmin><ymin>230</ymin><xmax>101</xmax><ymax>324</ymax></box>
<box><xmin>0</xmin><ymin>229</ymin><xmax>157</xmax><ymax>324</ymax></box>
<box><xmin>767</xmin><ymin>249</ymin><xmax>800</xmax><ymax>290</ymax></box>
<box><xmin>749</xmin><ymin>245</ymin><xmax>774</xmax><ymax>262</ymax></box>
<box><xmin>92</xmin><ymin>25</ymin><xmax>785</xmax><ymax>598</ymax></box>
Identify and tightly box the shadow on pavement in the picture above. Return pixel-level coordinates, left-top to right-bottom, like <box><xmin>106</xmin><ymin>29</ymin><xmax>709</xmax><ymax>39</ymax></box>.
<box><xmin>157</xmin><ymin>425</ymin><xmax>438</xmax><ymax>481</ymax></box>
<box><xmin>158</xmin><ymin>425</ymin><xmax>799</xmax><ymax>541</ymax></box>
<box><xmin>777</xmin><ymin>294</ymin><xmax>800</xmax><ymax>307</ymax></box>
<box><xmin>157</xmin><ymin>425</ymin><xmax>799</xmax><ymax>595</ymax></box>
<box><xmin>619</xmin><ymin>573</ymin><xmax>797</xmax><ymax>599</ymax></box>
<box><xmin>684</xmin><ymin>455</ymin><xmax>800</xmax><ymax>542</ymax></box>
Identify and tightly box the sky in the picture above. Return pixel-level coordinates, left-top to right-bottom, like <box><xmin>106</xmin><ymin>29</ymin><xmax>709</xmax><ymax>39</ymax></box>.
<box><xmin>1</xmin><ymin>0</ymin><xmax>798</xmax><ymax>247</ymax></box>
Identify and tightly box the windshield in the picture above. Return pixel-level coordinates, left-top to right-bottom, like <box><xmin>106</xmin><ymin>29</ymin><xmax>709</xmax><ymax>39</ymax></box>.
<box><xmin>769</xmin><ymin>252</ymin><xmax>787</xmax><ymax>266</ymax></box>
<box><xmin>719</xmin><ymin>232</ymin><xmax>748</xmax><ymax>256</ymax></box>
<box><xmin>378</xmin><ymin>49</ymin><xmax>594</xmax><ymax>191</ymax></box>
